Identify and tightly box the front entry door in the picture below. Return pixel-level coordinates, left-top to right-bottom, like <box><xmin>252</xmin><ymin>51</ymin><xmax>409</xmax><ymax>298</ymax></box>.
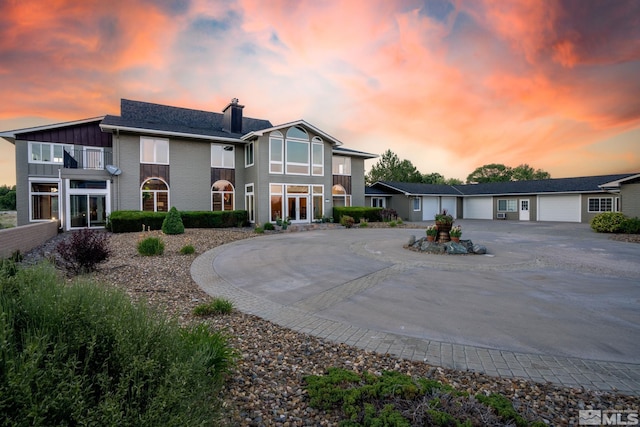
<box><xmin>519</xmin><ymin>199</ymin><xmax>530</xmax><ymax>221</ymax></box>
<box><xmin>287</xmin><ymin>195</ymin><xmax>308</xmax><ymax>223</ymax></box>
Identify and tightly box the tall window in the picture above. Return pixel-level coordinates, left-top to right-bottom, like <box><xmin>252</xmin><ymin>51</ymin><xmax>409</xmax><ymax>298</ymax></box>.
<box><xmin>212</xmin><ymin>180</ymin><xmax>234</xmax><ymax>211</ymax></box>
<box><xmin>269</xmin><ymin>131</ymin><xmax>283</xmax><ymax>174</ymax></box>
<box><xmin>286</xmin><ymin>126</ymin><xmax>309</xmax><ymax>175</ymax></box>
<box><xmin>332</xmin><ymin>156</ymin><xmax>351</xmax><ymax>175</ymax></box>
<box><xmin>140</xmin><ymin>137</ymin><xmax>169</xmax><ymax>164</ymax></box>
<box><xmin>312</xmin><ymin>137</ymin><xmax>324</xmax><ymax>176</ymax></box>
<box><xmin>245</xmin><ymin>183</ymin><xmax>255</xmax><ymax>223</ymax></box>
<box><xmin>332</xmin><ymin>184</ymin><xmax>351</xmax><ymax>207</ymax></box>
<box><xmin>30</xmin><ymin>181</ymin><xmax>59</xmax><ymax>220</ymax></box>
<box><xmin>270</xmin><ymin>184</ymin><xmax>284</xmax><ymax>222</ymax></box>
<box><xmin>211</xmin><ymin>144</ymin><xmax>235</xmax><ymax>168</ymax></box>
<box><xmin>313</xmin><ymin>185</ymin><xmax>324</xmax><ymax>220</ymax></box>
<box><xmin>245</xmin><ymin>142</ymin><xmax>254</xmax><ymax>167</ymax></box>
<box><xmin>141</xmin><ymin>178</ymin><xmax>169</xmax><ymax>212</ymax></box>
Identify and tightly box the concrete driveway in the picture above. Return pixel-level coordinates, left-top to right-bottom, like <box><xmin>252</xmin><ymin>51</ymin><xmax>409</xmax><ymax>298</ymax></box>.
<box><xmin>192</xmin><ymin>220</ymin><xmax>640</xmax><ymax>394</ymax></box>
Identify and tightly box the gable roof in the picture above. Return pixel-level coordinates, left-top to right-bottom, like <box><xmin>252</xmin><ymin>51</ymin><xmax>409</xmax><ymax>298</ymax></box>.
<box><xmin>100</xmin><ymin>99</ymin><xmax>273</xmax><ymax>142</ymax></box>
<box><xmin>0</xmin><ymin>117</ymin><xmax>105</xmax><ymax>144</ymax></box>
<box><xmin>368</xmin><ymin>173</ymin><xmax>640</xmax><ymax>197</ymax></box>
<box><xmin>241</xmin><ymin>119</ymin><xmax>346</xmax><ymax>146</ymax></box>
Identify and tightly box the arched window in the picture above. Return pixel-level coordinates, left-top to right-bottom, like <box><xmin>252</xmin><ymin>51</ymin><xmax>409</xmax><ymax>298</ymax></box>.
<box><xmin>332</xmin><ymin>184</ymin><xmax>351</xmax><ymax>207</ymax></box>
<box><xmin>286</xmin><ymin>126</ymin><xmax>310</xmax><ymax>175</ymax></box>
<box><xmin>212</xmin><ymin>180</ymin><xmax>234</xmax><ymax>211</ymax></box>
<box><xmin>286</xmin><ymin>126</ymin><xmax>308</xmax><ymax>140</ymax></box>
<box><xmin>141</xmin><ymin>178</ymin><xmax>169</xmax><ymax>212</ymax></box>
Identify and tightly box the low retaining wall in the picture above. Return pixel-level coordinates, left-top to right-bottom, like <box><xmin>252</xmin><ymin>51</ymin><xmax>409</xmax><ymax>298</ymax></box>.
<box><xmin>0</xmin><ymin>221</ymin><xmax>60</xmax><ymax>259</ymax></box>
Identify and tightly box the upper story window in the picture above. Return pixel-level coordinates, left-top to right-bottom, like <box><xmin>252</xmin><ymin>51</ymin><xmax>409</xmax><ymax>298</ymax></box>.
<box><xmin>29</xmin><ymin>142</ymin><xmax>72</xmax><ymax>164</ymax></box>
<box><xmin>245</xmin><ymin>142</ymin><xmax>254</xmax><ymax>167</ymax></box>
<box><xmin>140</xmin><ymin>137</ymin><xmax>169</xmax><ymax>164</ymax></box>
<box><xmin>211</xmin><ymin>144</ymin><xmax>235</xmax><ymax>168</ymax></box>
<box><xmin>332</xmin><ymin>156</ymin><xmax>351</xmax><ymax>175</ymax></box>
<box><xmin>286</xmin><ymin>126</ymin><xmax>309</xmax><ymax>175</ymax></box>
<box><xmin>270</xmin><ymin>131</ymin><xmax>283</xmax><ymax>174</ymax></box>
<box><xmin>312</xmin><ymin>137</ymin><xmax>324</xmax><ymax>176</ymax></box>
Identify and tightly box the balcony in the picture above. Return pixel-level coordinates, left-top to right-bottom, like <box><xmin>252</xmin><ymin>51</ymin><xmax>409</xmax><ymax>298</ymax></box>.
<box><xmin>63</xmin><ymin>147</ymin><xmax>113</xmax><ymax>170</ymax></box>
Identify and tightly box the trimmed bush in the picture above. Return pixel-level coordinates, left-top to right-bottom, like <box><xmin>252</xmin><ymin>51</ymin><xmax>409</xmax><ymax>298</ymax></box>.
<box><xmin>333</xmin><ymin>207</ymin><xmax>383</xmax><ymax>224</ymax></box>
<box><xmin>162</xmin><ymin>206</ymin><xmax>185</xmax><ymax>235</ymax></box>
<box><xmin>590</xmin><ymin>212</ymin><xmax>626</xmax><ymax>233</ymax></box>
<box><xmin>56</xmin><ymin>229</ymin><xmax>111</xmax><ymax>275</ymax></box>
<box><xmin>263</xmin><ymin>222</ymin><xmax>275</xmax><ymax>231</ymax></box>
<box><xmin>620</xmin><ymin>217</ymin><xmax>640</xmax><ymax>234</ymax></box>
<box><xmin>108</xmin><ymin>210</ymin><xmax>249</xmax><ymax>233</ymax></box>
<box><xmin>0</xmin><ymin>265</ymin><xmax>234</xmax><ymax>426</ymax></box>
<box><xmin>137</xmin><ymin>236</ymin><xmax>165</xmax><ymax>256</ymax></box>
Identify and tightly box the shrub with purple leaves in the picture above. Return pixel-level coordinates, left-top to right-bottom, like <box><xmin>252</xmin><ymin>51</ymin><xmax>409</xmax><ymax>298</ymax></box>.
<box><xmin>56</xmin><ymin>229</ymin><xmax>111</xmax><ymax>275</ymax></box>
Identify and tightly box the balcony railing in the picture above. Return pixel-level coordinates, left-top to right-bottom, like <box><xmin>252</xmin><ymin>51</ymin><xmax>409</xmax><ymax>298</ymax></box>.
<box><xmin>63</xmin><ymin>147</ymin><xmax>113</xmax><ymax>170</ymax></box>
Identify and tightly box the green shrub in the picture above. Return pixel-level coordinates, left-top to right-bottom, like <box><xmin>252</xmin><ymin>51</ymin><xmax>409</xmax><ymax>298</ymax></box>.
<box><xmin>254</xmin><ymin>226</ymin><xmax>264</xmax><ymax>234</ymax></box>
<box><xmin>162</xmin><ymin>206</ymin><xmax>185</xmax><ymax>235</ymax></box>
<box><xmin>137</xmin><ymin>236</ymin><xmax>165</xmax><ymax>256</ymax></box>
<box><xmin>590</xmin><ymin>212</ymin><xmax>626</xmax><ymax>233</ymax></box>
<box><xmin>333</xmin><ymin>207</ymin><xmax>383</xmax><ymax>224</ymax></box>
<box><xmin>55</xmin><ymin>229</ymin><xmax>111</xmax><ymax>275</ymax></box>
<box><xmin>193</xmin><ymin>298</ymin><xmax>234</xmax><ymax>316</ymax></box>
<box><xmin>389</xmin><ymin>220</ymin><xmax>397</xmax><ymax>227</ymax></box>
<box><xmin>179</xmin><ymin>244</ymin><xmax>195</xmax><ymax>255</ymax></box>
<box><xmin>108</xmin><ymin>210</ymin><xmax>249</xmax><ymax>233</ymax></box>
<box><xmin>340</xmin><ymin>215</ymin><xmax>355</xmax><ymax>228</ymax></box>
<box><xmin>0</xmin><ymin>265</ymin><xmax>234</xmax><ymax>426</ymax></box>
<box><xmin>263</xmin><ymin>222</ymin><xmax>275</xmax><ymax>230</ymax></box>
<box><xmin>620</xmin><ymin>217</ymin><xmax>640</xmax><ymax>234</ymax></box>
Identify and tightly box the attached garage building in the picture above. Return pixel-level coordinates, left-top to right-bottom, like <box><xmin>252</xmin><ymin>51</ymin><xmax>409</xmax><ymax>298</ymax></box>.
<box><xmin>366</xmin><ymin>173</ymin><xmax>638</xmax><ymax>223</ymax></box>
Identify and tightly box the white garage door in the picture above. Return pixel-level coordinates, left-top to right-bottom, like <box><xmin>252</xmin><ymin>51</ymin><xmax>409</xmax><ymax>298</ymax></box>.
<box><xmin>538</xmin><ymin>195</ymin><xmax>581</xmax><ymax>222</ymax></box>
<box><xmin>422</xmin><ymin>197</ymin><xmax>439</xmax><ymax>221</ymax></box>
<box><xmin>463</xmin><ymin>197</ymin><xmax>492</xmax><ymax>219</ymax></box>
<box><xmin>441</xmin><ymin>197</ymin><xmax>457</xmax><ymax>218</ymax></box>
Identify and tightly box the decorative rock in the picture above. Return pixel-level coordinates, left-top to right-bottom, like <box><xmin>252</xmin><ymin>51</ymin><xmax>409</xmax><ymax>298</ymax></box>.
<box><xmin>445</xmin><ymin>241</ymin><xmax>469</xmax><ymax>254</ymax></box>
<box><xmin>408</xmin><ymin>235</ymin><xmax>416</xmax><ymax>245</ymax></box>
<box><xmin>472</xmin><ymin>244</ymin><xmax>487</xmax><ymax>254</ymax></box>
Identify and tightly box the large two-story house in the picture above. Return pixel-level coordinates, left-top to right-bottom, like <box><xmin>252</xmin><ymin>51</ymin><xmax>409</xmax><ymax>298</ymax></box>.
<box><xmin>2</xmin><ymin>98</ymin><xmax>377</xmax><ymax>230</ymax></box>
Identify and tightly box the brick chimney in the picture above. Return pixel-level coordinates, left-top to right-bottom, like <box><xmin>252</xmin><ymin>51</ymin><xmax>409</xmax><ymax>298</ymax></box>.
<box><xmin>222</xmin><ymin>98</ymin><xmax>244</xmax><ymax>133</ymax></box>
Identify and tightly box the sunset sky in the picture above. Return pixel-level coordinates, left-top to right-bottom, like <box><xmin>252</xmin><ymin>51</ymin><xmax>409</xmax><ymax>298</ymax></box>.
<box><xmin>1</xmin><ymin>0</ymin><xmax>639</xmax><ymax>186</ymax></box>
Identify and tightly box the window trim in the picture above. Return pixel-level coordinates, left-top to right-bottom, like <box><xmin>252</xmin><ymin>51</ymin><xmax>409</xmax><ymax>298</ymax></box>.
<box><xmin>140</xmin><ymin>137</ymin><xmax>169</xmax><ymax>165</ymax></box>
<box><xmin>211</xmin><ymin>180</ymin><xmax>235</xmax><ymax>212</ymax></box>
<box><xmin>269</xmin><ymin>133</ymin><xmax>284</xmax><ymax>174</ymax></box>
<box><xmin>312</xmin><ymin>137</ymin><xmax>324</xmax><ymax>176</ymax></box>
<box><xmin>211</xmin><ymin>144</ymin><xmax>235</xmax><ymax>169</ymax></box>
<box><xmin>497</xmin><ymin>199</ymin><xmax>517</xmax><ymax>212</ymax></box>
<box><xmin>28</xmin><ymin>141</ymin><xmax>73</xmax><ymax>164</ymax></box>
<box><xmin>412</xmin><ymin>197</ymin><xmax>421</xmax><ymax>211</ymax></box>
<box><xmin>285</xmin><ymin>138</ymin><xmax>310</xmax><ymax>175</ymax></box>
<box><xmin>29</xmin><ymin>178</ymin><xmax>60</xmax><ymax>222</ymax></box>
<box><xmin>245</xmin><ymin>142</ymin><xmax>254</xmax><ymax>167</ymax></box>
<box><xmin>140</xmin><ymin>177</ymin><xmax>170</xmax><ymax>212</ymax></box>
<box><xmin>588</xmin><ymin>197</ymin><xmax>617</xmax><ymax>213</ymax></box>
<box><xmin>371</xmin><ymin>197</ymin><xmax>386</xmax><ymax>208</ymax></box>
<box><xmin>332</xmin><ymin>156</ymin><xmax>351</xmax><ymax>176</ymax></box>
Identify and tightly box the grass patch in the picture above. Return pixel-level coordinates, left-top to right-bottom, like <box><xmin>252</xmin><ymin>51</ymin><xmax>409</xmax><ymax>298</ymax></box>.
<box><xmin>305</xmin><ymin>367</ymin><xmax>544</xmax><ymax>426</ymax></box>
<box><xmin>193</xmin><ymin>297</ymin><xmax>234</xmax><ymax>316</ymax></box>
<box><xmin>137</xmin><ymin>236</ymin><xmax>165</xmax><ymax>256</ymax></box>
<box><xmin>0</xmin><ymin>263</ymin><xmax>235</xmax><ymax>426</ymax></box>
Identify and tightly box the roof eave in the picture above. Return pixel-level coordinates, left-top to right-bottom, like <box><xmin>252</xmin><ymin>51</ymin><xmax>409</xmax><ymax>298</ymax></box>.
<box><xmin>241</xmin><ymin>119</ymin><xmax>344</xmax><ymax>146</ymax></box>
<box><xmin>100</xmin><ymin>123</ymin><xmax>245</xmax><ymax>143</ymax></box>
<box><xmin>1</xmin><ymin>116</ymin><xmax>105</xmax><ymax>143</ymax></box>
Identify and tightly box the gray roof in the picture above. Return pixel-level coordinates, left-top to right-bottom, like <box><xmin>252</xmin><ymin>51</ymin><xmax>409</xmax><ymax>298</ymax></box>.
<box><xmin>101</xmin><ymin>99</ymin><xmax>273</xmax><ymax>139</ymax></box>
<box><xmin>369</xmin><ymin>173</ymin><xmax>639</xmax><ymax>197</ymax></box>
<box><xmin>333</xmin><ymin>146</ymin><xmax>378</xmax><ymax>159</ymax></box>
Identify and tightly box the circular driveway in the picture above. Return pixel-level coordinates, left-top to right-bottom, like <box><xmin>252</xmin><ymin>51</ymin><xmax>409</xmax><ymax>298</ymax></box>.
<box><xmin>192</xmin><ymin>220</ymin><xmax>640</xmax><ymax>392</ymax></box>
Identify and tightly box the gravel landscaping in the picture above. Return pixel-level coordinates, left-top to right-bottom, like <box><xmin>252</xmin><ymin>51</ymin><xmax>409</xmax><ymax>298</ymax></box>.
<box><xmin>22</xmin><ymin>227</ymin><xmax>640</xmax><ymax>426</ymax></box>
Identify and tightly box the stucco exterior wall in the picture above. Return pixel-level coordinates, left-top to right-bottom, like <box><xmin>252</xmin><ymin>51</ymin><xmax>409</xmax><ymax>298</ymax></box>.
<box><xmin>350</xmin><ymin>157</ymin><xmax>366</xmax><ymax>207</ymax></box>
<box><xmin>113</xmin><ymin>133</ymin><xmax>142</xmax><ymax>210</ymax></box>
<box><xmin>621</xmin><ymin>183</ymin><xmax>640</xmax><ymax>218</ymax></box>
<box><xmin>169</xmin><ymin>139</ymin><xmax>211</xmax><ymax>211</ymax></box>
<box><xmin>14</xmin><ymin>140</ymin><xmax>30</xmax><ymax>226</ymax></box>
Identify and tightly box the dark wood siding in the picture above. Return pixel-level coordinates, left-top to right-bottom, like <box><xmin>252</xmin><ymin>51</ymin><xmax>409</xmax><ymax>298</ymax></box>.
<box><xmin>211</xmin><ymin>168</ymin><xmax>235</xmax><ymax>187</ymax></box>
<box><xmin>20</xmin><ymin>121</ymin><xmax>111</xmax><ymax>147</ymax></box>
<box><xmin>140</xmin><ymin>164</ymin><xmax>170</xmax><ymax>185</ymax></box>
<box><xmin>333</xmin><ymin>175</ymin><xmax>352</xmax><ymax>194</ymax></box>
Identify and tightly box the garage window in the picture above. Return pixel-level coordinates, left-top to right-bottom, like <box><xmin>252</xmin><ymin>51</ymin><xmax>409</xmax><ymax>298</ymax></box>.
<box><xmin>588</xmin><ymin>197</ymin><xmax>618</xmax><ymax>213</ymax></box>
<box><xmin>497</xmin><ymin>199</ymin><xmax>517</xmax><ymax>212</ymax></box>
